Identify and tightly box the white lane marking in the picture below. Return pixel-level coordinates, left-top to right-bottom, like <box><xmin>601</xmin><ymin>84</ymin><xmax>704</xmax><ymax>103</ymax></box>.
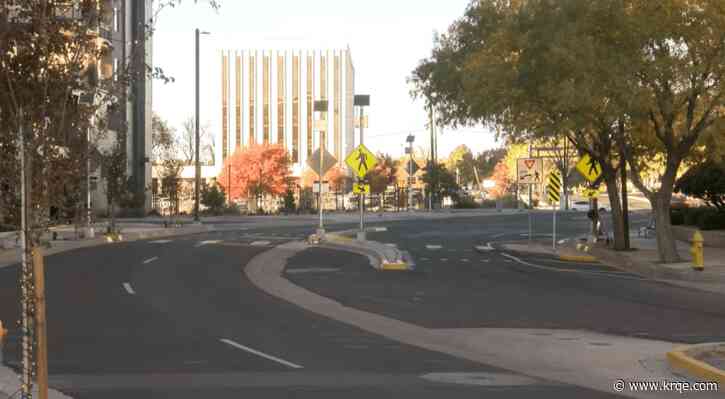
<box><xmin>491</xmin><ymin>232</ymin><xmax>508</xmax><ymax>239</ymax></box>
<box><xmin>142</xmin><ymin>256</ymin><xmax>159</xmax><ymax>264</ymax></box>
<box><xmin>475</xmin><ymin>243</ymin><xmax>494</xmax><ymax>251</ymax></box>
<box><xmin>500</xmin><ymin>253</ymin><xmax>644</xmax><ymax>280</ymax></box>
<box><xmin>461</xmin><ymin>259</ymin><xmax>470</xmax><ymax>262</ymax></box>
<box><xmin>440</xmin><ymin>258</ymin><xmax>448</xmax><ymax>262</ymax></box>
<box><xmin>372</xmin><ymin>227</ymin><xmax>388</xmax><ymax>232</ymax></box>
<box><xmin>149</xmin><ymin>240</ymin><xmax>172</xmax><ymax>244</ymax></box>
<box><xmin>481</xmin><ymin>259</ymin><xmax>490</xmax><ymax>263</ymax></box>
<box><xmin>195</xmin><ymin>240</ymin><xmax>222</xmax><ymax>247</ymax></box>
<box><xmin>250</xmin><ymin>240</ymin><xmax>272</xmax><ymax>246</ymax></box>
<box><xmin>420</xmin><ymin>258</ymin><xmax>430</xmax><ymax>261</ymax></box>
<box><xmin>426</xmin><ymin>245</ymin><xmax>442</xmax><ymax>250</ymax></box>
<box><xmin>385</xmin><ymin>243</ymin><xmax>397</xmax><ymax>247</ymax></box>
<box><xmin>220</xmin><ymin>338</ymin><xmax>303</xmax><ymax>369</ymax></box>
<box><xmin>123</xmin><ymin>282</ymin><xmax>135</xmax><ymax>295</ymax></box>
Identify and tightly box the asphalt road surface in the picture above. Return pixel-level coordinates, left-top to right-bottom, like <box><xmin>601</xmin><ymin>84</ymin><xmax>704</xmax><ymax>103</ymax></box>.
<box><xmin>0</xmin><ymin>211</ymin><xmax>715</xmax><ymax>398</ymax></box>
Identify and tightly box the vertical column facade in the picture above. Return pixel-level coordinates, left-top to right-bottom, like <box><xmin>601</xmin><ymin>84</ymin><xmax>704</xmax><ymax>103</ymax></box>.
<box><xmin>221</xmin><ymin>48</ymin><xmax>354</xmax><ymax>176</ymax></box>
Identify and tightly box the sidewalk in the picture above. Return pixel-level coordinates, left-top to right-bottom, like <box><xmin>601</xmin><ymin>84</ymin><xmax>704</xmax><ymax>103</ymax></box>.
<box><xmin>0</xmin><ymin>223</ymin><xmax>211</xmax><ymax>268</ymax></box>
<box><xmin>589</xmin><ymin>235</ymin><xmax>725</xmax><ymax>294</ymax></box>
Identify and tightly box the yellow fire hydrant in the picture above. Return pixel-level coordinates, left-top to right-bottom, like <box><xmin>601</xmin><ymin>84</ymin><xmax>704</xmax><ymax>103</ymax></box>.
<box><xmin>691</xmin><ymin>230</ymin><xmax>704</xmax><ymax>271</ymax></box>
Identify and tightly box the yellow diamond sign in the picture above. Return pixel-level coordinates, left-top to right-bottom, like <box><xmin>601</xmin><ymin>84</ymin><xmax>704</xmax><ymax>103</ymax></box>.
<box><xmin>576</xmin><ymin>153</ymin><xmax>602</xmax><ymax>183</ymax></box>
<box><xmin>353</xmin><ymin>183</ymin><xmax>370</xmax><ymax>194</ymax></box>
<box><xmin>345</xmin><ymin>144</ymin><xmax>378</xmax><ymax>178</ymax></box>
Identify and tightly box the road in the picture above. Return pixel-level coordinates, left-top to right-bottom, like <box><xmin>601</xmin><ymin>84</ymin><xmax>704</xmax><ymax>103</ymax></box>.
<box><xmin>0</xmin><ymin>211</ymin><xmax>721</xmax><ymax>398</ymax></box>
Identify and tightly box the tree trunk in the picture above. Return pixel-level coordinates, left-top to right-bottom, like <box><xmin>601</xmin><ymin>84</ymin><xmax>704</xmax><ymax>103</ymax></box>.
<box><xmin>650</xmin><ymin>167</ymin><xmax>680</xmax><ymax>262</ymax></box>
<box><xmin>604</xmin><ymin>173</ymin><xmax>626</xmax><ymax>250</ymax></box>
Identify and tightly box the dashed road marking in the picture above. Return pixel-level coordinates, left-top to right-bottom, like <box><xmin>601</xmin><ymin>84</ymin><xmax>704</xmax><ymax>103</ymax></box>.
<box><xmin>426</xmin><ymin>245</ymin><xmax>442</xmax><ymax>250</ymax></box>
<box><xmin>250</xmin><ymin>241</ymin><xmax>272</xmax><ymax>246</ymax></box>
<box><xmin>475</xmin><ymin>243</ymin><xmax>495</xmax><ymax>252</ymax></box>
<box><xmin>142</xmin><ymin>256</ymin><xmax>159</xmax><ymax>264</ymax></box>
<box><xmin>220</xmin><ymin>338</ymin><xmax>303</xmax><ymax>369</ymax></box>
<box><xmin>149</xmin><ymin>239</ymin><xmax>172</xmax><ymax>244</ymax></box>
<box><xmin>440</xmin><ymin>258</ymin><xmax>448</xmax><ymax>262</ymax></box>
<box><xmin>195</xmin><ymin>240</ymin><xmax>222</xmax><ymax>247</ymax></box>
<box><xmin>123</xmin><ymin>282</ymin><xmax>135</xmax><ymax>295</ymax></box>
<box><xmin>420</xmin><ymin>258</ymin><xmax>430</xmax><ymax>261</ymax></box>
<box><xmin>385</xmin><ymin>243</ymin><xmax>397</xmax><ymax>248</ymax></box>
<box><xmin>371</xmin><ymin>227</ymin><xmax>388</xmax><ymax>232</ymax></box>
<box><xmin>461</xmin><ymin>259</ymin><xmax>470</xmax><ymax>262</ymax></box>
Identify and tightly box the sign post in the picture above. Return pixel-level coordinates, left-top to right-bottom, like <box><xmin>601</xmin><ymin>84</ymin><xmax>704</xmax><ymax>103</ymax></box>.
<box><xmin>346</xmin><ymin>144</ymin><xmax>378</xmax><ymax>240</ymax></box>
<box><xmin>547</xmin><ymin>170</ymin><xmax>562</xmax><ymax>249</ymax></box>
<box><xmin>517</xmin><ymin>156</ymin><xmax>543</xmax><ymax>243</ymax></box>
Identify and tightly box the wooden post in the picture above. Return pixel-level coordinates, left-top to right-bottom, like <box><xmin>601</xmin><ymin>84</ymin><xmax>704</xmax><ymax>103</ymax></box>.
<box><xmin>32</xmin><ymin>248</ymin><xmax>48</xmax><ymax>399</ymax></box>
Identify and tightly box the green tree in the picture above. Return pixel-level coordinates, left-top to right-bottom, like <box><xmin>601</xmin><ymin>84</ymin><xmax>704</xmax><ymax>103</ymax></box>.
<box><xmin>201</xmin><ymin>182</ymin><xmax>226</xmax><ymax>215</ymax></box>
<box><xmin>412</xmin><ymin>0</ymin><xmax>725</xmax><ymax>261</ymax></box>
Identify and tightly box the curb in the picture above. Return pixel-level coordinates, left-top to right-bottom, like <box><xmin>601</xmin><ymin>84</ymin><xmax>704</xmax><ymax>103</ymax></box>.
<box><xmin>558</xmin><ymin>254</ymin><xmax>598</xmax><ymax>263</ymax></box>
<box><xmin>667</xmin><ymin>343</ymin><xmax>725</xmax><ymax>385</ymax></box>
<box><xmin>323</xmin><ymin>232</ymin><xmax>413</xmax><ymax>272</ymax></box>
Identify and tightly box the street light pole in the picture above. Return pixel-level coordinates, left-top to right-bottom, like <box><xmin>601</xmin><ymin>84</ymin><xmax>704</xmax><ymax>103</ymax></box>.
<box><xmin>194</xmin><ymin>29</ymin><xmax>210</xmax><ymax>223</ymax></box>
<box><xmin>353</xmin><ymin>95</ymin><xmax>369</xmax><ymax>239</ymax></box>
<box><xmin>406</xmin><ymin>134</ymin><xmax>415</xmax><ymax>211</ymax></box>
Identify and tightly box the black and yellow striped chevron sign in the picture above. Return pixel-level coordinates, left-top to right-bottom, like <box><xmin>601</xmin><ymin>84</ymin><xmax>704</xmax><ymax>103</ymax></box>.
<box><xmin>547</xmin><ymin>170</ymin><xmax>562</xmax><ymax>204</ymax></box>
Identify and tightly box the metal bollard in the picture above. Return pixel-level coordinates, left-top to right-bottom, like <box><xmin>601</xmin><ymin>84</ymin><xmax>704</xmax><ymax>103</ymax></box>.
<box><xmin>691</xmin><ymin>230</ymin><xmax>704</xmax><ymax>271</ymax></box>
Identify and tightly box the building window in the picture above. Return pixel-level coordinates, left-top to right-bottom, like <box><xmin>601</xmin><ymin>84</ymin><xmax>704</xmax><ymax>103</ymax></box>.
<box><xmin>263</xmin><ymin>54</ymin><xmax>270</xmax><ymax>144</ymax></box>
<box><xmin>222</xmin><ymin>52</ymin><xmax>229</xmax><ymax>160</ymax></box>
<box><xmin>277</xmin><ymin>54</ymin><xmax>285</xmax><ymax>149</ymax></box>
<box><xmin>235</xmin><ymin>54</ymin><xmax>241</xmax><ymax>150</ymax></box>
<box><xmin>249</xmin><ymin>52</ymin><xmax>256</xmax><ymax>145</ymax></box>
<box><xmin>306</xmin><ymin>54</ymin><xmax>313</xmax><ymax>158</ymax></box>
<box><xmin>319</xmin><ymin>53</ymin><xmax>327</xmax><ymax>145</ymax></box>
<box><xmin>334</xmin><ymin>53</ymin><xmax>341</xmax><ymax>163</ymax></box>
<box><xmin>292</xmin><ymin>55</ymin><xmax>300</xmax><ymax>162</ymax></box>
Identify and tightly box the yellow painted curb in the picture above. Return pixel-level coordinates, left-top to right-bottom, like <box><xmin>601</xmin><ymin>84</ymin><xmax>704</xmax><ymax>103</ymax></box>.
<box><xmin>558</xmin><ymin>254</ymin><xmax>598</xmax><ymax>263</ymax></box>
<box><xmin>381</xmin><ymin>262</ymin><xmax>409</xmax><ymax>271</ymax></box>
<box><xmin>667</xmin><ymin>346</ymin><xmax>725</xmax><ymax>385</ymax></box>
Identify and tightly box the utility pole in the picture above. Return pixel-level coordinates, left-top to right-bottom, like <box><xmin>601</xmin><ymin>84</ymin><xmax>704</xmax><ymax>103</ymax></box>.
<box><xmin>429</xmin><ymin>107</ymin><xmax>434</xmax><ymax>212</ymax></box>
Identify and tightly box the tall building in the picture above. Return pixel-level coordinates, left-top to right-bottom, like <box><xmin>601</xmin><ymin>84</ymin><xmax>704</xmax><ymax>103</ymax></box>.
<box><xmin>219</xmin><ymin>48</ymin><xmax>355</xmax><ymax>177</ymax></box>
<box><xmin>1</xmin><ymin>0</ymin><xmax>153</xmax><ymax>214</ymax></box>
<box><xmin>100</xmin><ymin>0</ymin><xmax>153</xmax><ymax>213</ymax></box>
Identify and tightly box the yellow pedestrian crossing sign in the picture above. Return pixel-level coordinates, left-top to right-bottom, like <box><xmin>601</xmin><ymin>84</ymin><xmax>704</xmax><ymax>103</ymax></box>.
<box><xmin>353</xmin><ymin>182</ymin><xmax>370</xmax><ymax>194</ymax></box>
<box><xmin>547</xmin><ymin>170</ymin><xmax>562</xmax><ymax>204</ymax></box>
<box><xmin>576</xmin><ymin>154</ymin><xmax>602</xmax><ymax>183</ymax></box>
<box><xmin>345</xmin><ymin>144</ymin><xmax>378</xmax><ymax>178</ymax></box>
<box><xmin>582</xmin><ymin>187</ymin><xmax>602</xmax><ymax>198</ymax></box>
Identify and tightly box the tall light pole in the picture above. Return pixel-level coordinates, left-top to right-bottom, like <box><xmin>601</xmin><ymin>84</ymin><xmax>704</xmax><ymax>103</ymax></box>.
<box><xmin>406</xmin><ymin>134</ymin><xmax>415</xmax><ymax>211</ymax></box>
<box><xmin>314</xmin><ymin>100</ymin><xmax>328</xmax><ymax>235</ymax></box>
<box><xmin>194</xmin><ymin>29</ymin><xmax>210</xmax><ymax>223</ymax></box>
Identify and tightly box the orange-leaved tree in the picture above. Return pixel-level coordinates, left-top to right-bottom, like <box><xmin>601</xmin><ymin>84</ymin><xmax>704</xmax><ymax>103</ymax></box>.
<box><xmin>488</xmin><ymin>161</ymin><xmax>510</xmax><ymax>199</ymax></box>
<box><xmin>218</xmin><ymin>144</ymin><xmax>291</xmax><ymax>208</ymax></box>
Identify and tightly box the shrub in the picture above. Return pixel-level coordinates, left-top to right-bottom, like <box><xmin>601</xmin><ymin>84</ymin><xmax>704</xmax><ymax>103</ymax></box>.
<box><xmin>696</xmin><ymin>208</ymin><xmax>725</xmax><ymax>230</ymax></box>
<box><xmin>454</xmin><ymin>196</ymin><xmax>479</xmax><ymax>209</ymax></box>
<box><xmin>480</xmin><ymin>199</ymin><xmax>497</xmax><ymax>208</ymax></box>
<box><xmin>684</xmin><ymin>207</ymin><xmax>708</xmax><ymax>226</ymax></box>
<box><xmin>670</xmin><ymin>209</ymin><xmax>685</xmax><ymax>225</ymax></box>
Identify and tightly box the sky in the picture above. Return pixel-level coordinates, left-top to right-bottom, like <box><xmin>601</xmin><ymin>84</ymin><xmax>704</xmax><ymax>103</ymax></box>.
<box><xmin>152</xmin><ymin>0</ymin><xmax>502</xmax><ymax>161</ymax></box>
